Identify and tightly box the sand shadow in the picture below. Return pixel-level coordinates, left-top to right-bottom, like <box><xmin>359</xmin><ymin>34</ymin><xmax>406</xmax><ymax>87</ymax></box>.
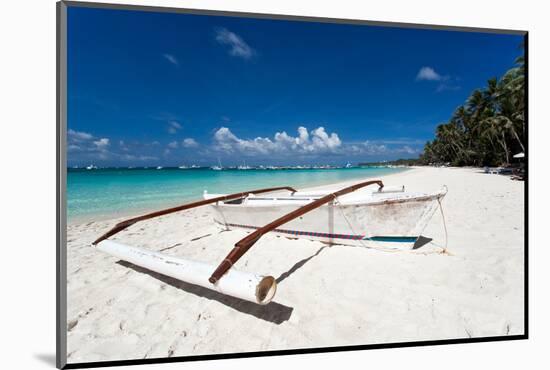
<box><xmin>33</xmin><ymin>353</ymin><xmax>56</xmax><ymax>366</ymax></box>
<box><xmin>117</xmin><ymin>261</ymin><xmax>293</xmax><ymax>325</ymax></box>
<box><xmin>276</xmin><ymin>247</ymin><xmax>325</xmax><ymax>284</ymax></box>
<box><xmin>413</xmin><ymin>236</ymin><xmax>433</xmax><ymax>250</ymax></box>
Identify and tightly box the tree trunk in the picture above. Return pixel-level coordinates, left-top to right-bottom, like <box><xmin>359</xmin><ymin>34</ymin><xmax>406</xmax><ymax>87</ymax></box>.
<box><xmin>501</xmin><ymin>132</ymin><xmax>510</xmax><ymax>164</ymax></box>
<box><xmin>510</xmin><ymin>126</ymin><xmax>525</xmax><ymax>153</ymax></box>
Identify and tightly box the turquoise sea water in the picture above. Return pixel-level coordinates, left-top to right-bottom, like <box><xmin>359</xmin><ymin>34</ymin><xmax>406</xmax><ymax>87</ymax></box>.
<box><xmin>67</xmin><ymin>167</ymin><xmax>407</xmax><ymax>222</ymax></box>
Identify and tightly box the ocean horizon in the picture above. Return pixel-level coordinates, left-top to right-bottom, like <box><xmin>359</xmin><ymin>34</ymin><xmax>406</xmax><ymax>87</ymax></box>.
<box><xmin>67</xmin><ymin>166</ymin><xmax>408</xmax><ymax>222</ymax></box>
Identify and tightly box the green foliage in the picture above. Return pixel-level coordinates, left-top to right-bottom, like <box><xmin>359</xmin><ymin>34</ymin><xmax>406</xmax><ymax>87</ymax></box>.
<box><xmin>420</xmin><ymin>47</ymin><xmax>525</xmax><ymax>167</ymax></box>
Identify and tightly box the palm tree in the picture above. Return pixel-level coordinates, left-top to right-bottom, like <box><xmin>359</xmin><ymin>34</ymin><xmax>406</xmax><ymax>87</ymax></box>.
<box><xmin>480</xmin><ymin>117</ymin><xmax>511</xmax><ymax>164</ymax></box>
<box><xmin>420</xmin><ymin>47</ymin><xmax>525</xmax><ymax>167</ymax></box>
<box><xmin>420</xmin><ymin>46</ymin><xmax>525</xmax><ymax>167</ymax></box>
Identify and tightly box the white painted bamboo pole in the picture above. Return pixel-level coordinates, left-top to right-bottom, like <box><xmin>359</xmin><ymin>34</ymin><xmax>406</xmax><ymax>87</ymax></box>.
<box><xmin>96</xmin><ymin>240</ymin><xmax>277</xmax><ymax>305</ymax></box>
<box><xmin>376</xmin><ymin>185</ymin><xmax>405</xmax><ymax>193</ymax></box>
<box><xmin>292</xmin><ymin>185</ymin><xmax>405</xmax><ymax>198</ymax></box>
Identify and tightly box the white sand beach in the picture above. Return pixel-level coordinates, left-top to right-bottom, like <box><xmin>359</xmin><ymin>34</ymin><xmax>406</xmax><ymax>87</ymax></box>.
<box><xmin>65</xmin><ymin>167</ymin><xmax>525</xmax><ymax>363</ymax></box>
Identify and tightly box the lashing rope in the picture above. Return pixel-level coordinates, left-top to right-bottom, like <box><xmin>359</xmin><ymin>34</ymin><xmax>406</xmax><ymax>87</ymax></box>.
<box><xmin>334</xmin><ymin>190</ymin><xmax>450</xmax><ymax>255</ymax></box>
<box><xmin>335</xmin><ymin>197</ymin><xmax>403</xmax><ymax>253</ymax></box>
<box><xmin>437</xmin><ymin>197</ymin><xmax>449</xmax><ymax>254</ymax></box>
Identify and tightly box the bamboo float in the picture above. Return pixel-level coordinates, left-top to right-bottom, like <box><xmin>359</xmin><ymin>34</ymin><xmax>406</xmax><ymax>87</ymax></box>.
<box><xmin>96</xmin><ymin>240</ymin><xmax>277</xmax><ymax>305</ymax></box>
<box><xmin>92</xmin><ymin>186</ymin><xmax>296</xmax><ymax>305</ymax></box>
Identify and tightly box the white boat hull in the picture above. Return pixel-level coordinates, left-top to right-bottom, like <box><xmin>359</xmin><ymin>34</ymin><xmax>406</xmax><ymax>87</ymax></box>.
<box><xmin>208</xmin><ymin>188</ymin><xmax>447</xmax><ymax>250</ymax></box>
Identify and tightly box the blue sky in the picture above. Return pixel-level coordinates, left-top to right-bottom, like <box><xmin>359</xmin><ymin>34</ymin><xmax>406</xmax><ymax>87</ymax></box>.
<box><xmin>67</xmin><ymin>6</ymin><xmax>523</xmax><ymax>166</ymax></box>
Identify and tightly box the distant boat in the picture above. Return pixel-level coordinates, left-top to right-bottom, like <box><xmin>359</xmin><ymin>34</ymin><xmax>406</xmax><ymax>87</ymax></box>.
<box><xmin>237</xmin><ymin>160</ymin><xmax>252</xmax><ymax>170</ymax></box>
<box><xmin>156</xmin><ymin>166</ymin><xmax>163</xmax><ymax>170</ymax></box>
<box><xmin>312</xmin><ymin>164</ymin><xmax>332</xmax><ymax>169</ymax></box>
<box><xmin>179</xmin><ymin>164</ymin><xmax>201</xmax><ymax>169</ymax></box>
<box><xmin>211</xmin><ymin>158</ymin><xmax>223</xmax><ymax>171</ymax></box>
<box><xmin>86</xmin><ymin>164</ymin><xmax>98</xmax><ymax>170</ymax></box>
<box><xmin>345</xmin><ymin>162</ymin><xmax>353</xmax><ymax>168</ymax></box>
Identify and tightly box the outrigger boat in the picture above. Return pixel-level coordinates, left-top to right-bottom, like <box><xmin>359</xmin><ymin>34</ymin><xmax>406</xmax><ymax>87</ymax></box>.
<box><xmin>93</xmin><ymin>180</ymin><xmax>447</xmax><ymax>306</ymax></box>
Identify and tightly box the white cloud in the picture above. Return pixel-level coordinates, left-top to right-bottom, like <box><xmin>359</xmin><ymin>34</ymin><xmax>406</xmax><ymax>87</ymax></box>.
<box><xmin>436</xmin><ymin>82</ymin><xmax>461</xmax><ymax>92</ymax></box>
<box><xmin>310</xmin><ymin>127</ymin><xmax>341</xmax><ymax>150</ymax></box>
<box><xmin>119</xmin><ymin>140</ymin><xmax>129</xmax><ymax>151</ymax></box>
<box><xmin>93</xmin><ymin>138</ymin><xmax>110</xmax><ymax>149</ymax></box>
<box><xmin>215</xmin><ymin>28</ymin><xmax>255</xmax><ymax>59</ymax></box>
<box><xmin>416</xmin><ymin>66</ymin><xmax>442</xmax><ymax>81</ymax></box>
<box><xmin>416</xmin><ymin>67</ymin><xmax>460</xmax><ymax>92</ymax></box>
<box><xmin>163</xmin><ymin>54</ymin><xmax>179</xmax><ymax>66</ymax></box>
<box><xmin>182</xmin><ymin>138</ymin><xmax>198</xmax><ymax>148</ymax></box>
<box><xmin>121</xmin><ymin>154</ymin><xmax>158</xmax><ymax>161</ymax></box>
<box><xmin>167</xmin><ymin>141</ymin><xmax>179</xmax><ymax>149</ymax></box>
<box><xmin>363</xmin><ymin>141</ymin><xmax>388</xmax><ymax>155</ymax></box>
<box><xmin>211</xmin><ymin>127</ymin><xmax>420</xmax><ymax>160</ymax></box>
<box><xmin>372</xmin><ymin>138</ymin><xmax>425</xmax><ymax>146</ymax></box>
<box><xmin>68</xmin><ymin>129</ymin><xmax>93</xmax><ymax>141</ymax></box>
<box><xmin>67</xmin><ymin>129</ymin><xmax>112</xmax><ymax>160</ymax></box>
<box><xmin>213</xmin><ymin>126</ymin><xmax>342</xmax><ymax>155</ymax></box>
<box><xmin>167</xmin><ymin>121</ymin><xmax>182</xmax><ymax>134</ymax></box>
<box><xmin>68</xmin><ymin>129</ymin><xmax>160</xmax><ymax>163</ymax></box>
<box><xmin>397</xmin><ymin>145</ymin><xmax>418</xmax><ymax>155</ymax></box>
<box><xmin>68</xmin><ymin>129</ymin><xmax>109</xmax><ymax>150</ymax></box>
<box><xmin>362</xmin><ymin>140</ymin><xmax>420</xmax><ymax>156</ymax></box>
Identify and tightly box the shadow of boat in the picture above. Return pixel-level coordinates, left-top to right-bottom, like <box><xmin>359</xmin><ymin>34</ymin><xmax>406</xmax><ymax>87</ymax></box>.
<box><xmin>413</xmin><ymin>236</ymin><xmax>433</xmax><ymax>250</ymax></box>
<box><xmin>117</xmin><ymin>261</ymin><xmax>294</xmax><ymax>325</ymax></box>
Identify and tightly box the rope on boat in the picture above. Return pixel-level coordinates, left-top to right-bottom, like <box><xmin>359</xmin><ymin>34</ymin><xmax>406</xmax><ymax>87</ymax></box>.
<box><xmin>334</xmin><ymin>197</ymin><xmax>403</xmax><ymax>253</ymax></box>
<box><xmin>437</xmin><ymin>196</ymin><xmax>449</xmax><ymax>253</ymax></box>
<box><xmin>334</xmin><ymin>189</ymin><xmax>450</xmax><ymax>255</ymax></box>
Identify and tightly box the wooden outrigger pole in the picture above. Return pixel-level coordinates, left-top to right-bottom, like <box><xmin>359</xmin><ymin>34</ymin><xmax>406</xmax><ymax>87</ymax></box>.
<box><xmin>92</xmin><ymin>186</ymin><xmax>298</xmax><ymax>245</ymax></box>
<box><xmin>208</xmin><ymin>180</ymin><xmax>383</xmax><ymax>283</ymax></box>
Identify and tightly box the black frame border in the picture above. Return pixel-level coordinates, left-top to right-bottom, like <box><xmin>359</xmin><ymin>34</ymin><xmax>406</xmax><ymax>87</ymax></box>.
<box><xmin>56</xmin><ymin>1</ymin><xmax>529</xmax><ymax>369</ymax></box>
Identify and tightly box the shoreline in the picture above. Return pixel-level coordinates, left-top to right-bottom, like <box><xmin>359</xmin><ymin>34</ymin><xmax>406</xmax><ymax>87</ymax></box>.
<box><xmin>67</xmin><ymin>167</ymin><xmax>413</xmax><ymax>225</ymax></box>
<box><xmin>66</xmin><ymin>166</ymin><xmax>524</xmax><ymax>363</ymax></box>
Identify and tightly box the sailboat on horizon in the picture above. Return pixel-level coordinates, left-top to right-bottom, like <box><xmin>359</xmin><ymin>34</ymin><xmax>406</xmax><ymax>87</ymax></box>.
<box><xmin>211</xmin><ymin>158</ymin><xmax>223</xmax><ymax>171</ymax></box>
<box><xmin>237</xmin><ymin>160</ymin><xmax>252</xmax><ymax>170</ymax></box>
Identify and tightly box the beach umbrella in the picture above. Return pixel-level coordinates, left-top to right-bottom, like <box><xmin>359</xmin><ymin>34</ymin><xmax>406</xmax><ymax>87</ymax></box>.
<box><xmin>513</xmin><ymin>152</ymin><xmax>525</xmax><ymax>158</ymax></box>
